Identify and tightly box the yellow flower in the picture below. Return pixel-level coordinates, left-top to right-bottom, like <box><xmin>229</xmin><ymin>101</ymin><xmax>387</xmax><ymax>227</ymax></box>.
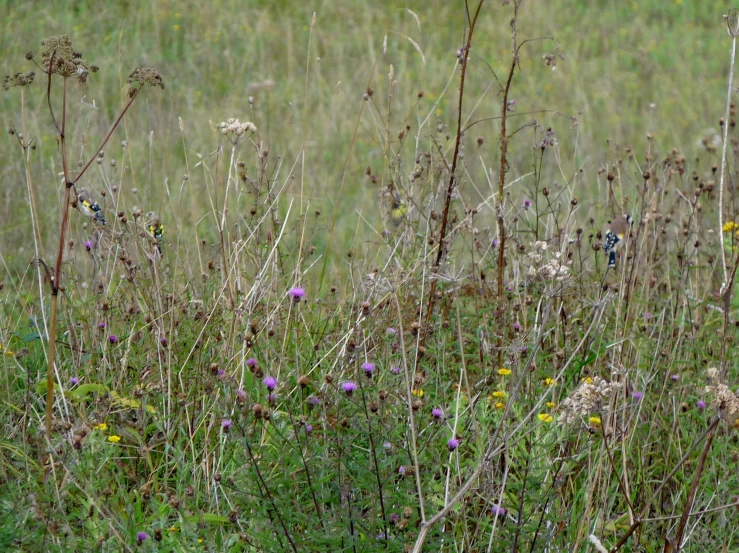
<box><xmin>537</xmin><ymin>413</ymin><xmax>553</xmax><ymax>423</ymax></box>
<box><xmin>546</xmin><ymin>401</ymin><xmax>557</xmax><ymax>408</ymax></box>
<box><xmin>589</xmin><ymin>416</ymin><xmax>602</xmax><ymax>426</ymax></box>
<box><xmin>197</xmin><ymin>539</ymin><xmax>204</xmax><ymax>544</ymax></box>
<box><xmin>168</xmin><ymin>526</ymin><xmax>179</xmax><ymax>532</ymax></box>
<box><xmin>93</xmin><ymin>423</ymin><xmax>108</xmax><ymax>431</ymax></box>
<box><xmin>494</xmin><ymin>402</ymin><xmax>505</xmax><ymax>409</ymax></box>
<box><xmin>107</xmin><ymin>435</ymin><xmax>121</xmax><ymax>443</ymax></box>
<box><xmin>544</xmin><ymin>377</ymin><xmax>556</xmax><ymax>386</ymax></box>
<box><xmin>173</xmin><ymin>24</ymin><xmax>181</xmax><ymax>31</ymax></box>
<box><xmin>492</xmin><ymin>390</ymin><xmax>506</xmax><ymax>398</ymax></box>
<box><xmin>724</xmin><ymin>221</ymin><xmax>736</xmax><ymax>233</ymax></box>
<box><xmin>582</xmin><ymin>376</ymin><xmax>593</xmax><ymax>385</ymax></box>
<box><xmin>412</xmin><ymin>389</ymin><xmax>424</xmax><ymax>398</ymax></box>
<box><xmin>498</xmin><ymin>368</ymin><xmax>512</xmax><ymax>376</ymax></box>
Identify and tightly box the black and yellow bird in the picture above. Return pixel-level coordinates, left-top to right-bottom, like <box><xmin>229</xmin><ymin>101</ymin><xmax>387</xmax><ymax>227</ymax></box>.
<box><xmin>145</xmin><ymin>211</ymin><xmax>164</xmax><ymax>254</ymax></box>
<box><xmin>76</xmin><ymin>188</ymin><xmax>107</xmax><ymax>225</ymax></box>
<box><xmin>390</xmin><ymin>193</ymin><xmax>408</xmax><ymax>228</ymax></box>
<box><xmin>604</xmin><ymin>214</ymin><xmax>633</xmax><ymax>268</ymax></box>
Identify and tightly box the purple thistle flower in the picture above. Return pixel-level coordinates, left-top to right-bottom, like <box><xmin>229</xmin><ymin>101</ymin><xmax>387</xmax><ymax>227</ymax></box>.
<box><xmin>523</xmin><ymin>199</ymin><xmax>531</xmax><ymax>210</ymax></box>
<box><xmin>491</xmin><ymin>504</ymin><xmax>506</xmax><ymax>517</ymax></box>
<box><xmin>342</xmin><ymin>381</ymin><xmax>358</xmax><ymax>395</ymax></box>
<box><xmin>390</xmin><ymin>513</ymin><xmax>399</xmax><ymax>523</ymax></box>
<box><xmin>222</xmin><ymin>419</ymin><xmax>232</xmax><ymax>429</ymax></box>
<box><xmin>492</xmin><ymin>239</ymin><xmax>500</xmax><ymax>248</ymax></box>
<box><xmin>159</xmin><ymin>336</ymin><xmax>167</xmax><ymax>346</ymax></box>
<box><xmin>305</xmin><ymin>424</ymin><xmax>313</xmax><ymax>432</ymax></box>
<box><xmin>432</xmin><ymin>407</ymin><xmax>444</xmax><ymax>419</ymax></box>
<box><xmin>236</xmin><ymin>389</ymin><xmax>246</xmax><ymax>401</ymax></box>
<box><xmin>246</xmin><ymin>358</ymin><xmax>257</xmax><ymax>367</ymax></box>
<box><xmin>263</xmin><ymin>376</ymin><xmax>277</xmax><ymax>391</ymax></box>
<box><xmin>362</xmin><ymin>362</ymin><xmax>376</xmax><ymax>376</ymax></box>
<box><xmin>98</xmin><ymin>321</ymin><xmax>106</xmax><ymax>329</ymax></box>
<box><xmin>670</xmin><ymin>374</ymin><xmax>679</xmax><ymax>382</ymax></box>
<box><xmin>108</xmin><ymin>334</ymin><xmax>117</xmax><ymax>344</ymax></box>
<box><xmin>307</xmin><ymin>395</ymin><xmax>321</xmax><ymax>405</ymax></box>
<box><xmin>391</xmin><ymin>366</ymin><xmax>401</xmax><ymax>375</ymax></box>
<box><xmin>697</xmin><ymin>400</ymin><xmax>706</xmax><ymax>410</ymax></box>
<box><xmin>398</xmin><ymin>465</ymin><xmax>406</xmax><ymax>475</ymax></box>
<box><xmin>386</xmin><ymin>327</ymin><xmax>397</xmax><ymax>335</ymax></box>
<box><xmin>288</xmin><ymin>287</ymin><xmax>306</xmax><ymax>301</ymax></box>
<box><xmin>643</xmin><ymin>312</ymin><xmax>653</xmax><ymax>320</ymax></box>
<box><xmin>447</xmin><ymin>437</ymin><xmax>460</xmax><ymax>451</ymax></box>
<box><xmin>69</xmin><ymin>376</ymin><xmax>79</xmax><ymax>386</ymax></box>
<box><xmin>267</xmin><ymin>393</ymin><xmax>277</xmax><ymax>403</ymax></box>
<box><xmin>513</xmin><ymin>322</ymin><xmax>521</xmax><ymax>332</ymax></box>
<box><xmin>136</xmin><ymin>531</ymin><xmax>148</xmax><ymax>543</ymax></box>
<box><xmin>632</xmin><ymin>391</ymin><xmax>644</xmax><ymax>401</ymax></box>
<box><xmin>383</xmin><ymin>442</ymin><xmax>392</xmax><ymax>451</ymax></box>
<box><xmin>84</xmin><ymin>240</ymin><xmax>94</xmax><ymax>252</ymax></box>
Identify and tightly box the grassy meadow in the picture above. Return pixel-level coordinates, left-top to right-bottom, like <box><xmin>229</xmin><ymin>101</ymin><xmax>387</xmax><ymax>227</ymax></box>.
<box><xmin>2</xmin><ymin>0</ymin><xmax>739</xmax><ymax>551</ymax></box>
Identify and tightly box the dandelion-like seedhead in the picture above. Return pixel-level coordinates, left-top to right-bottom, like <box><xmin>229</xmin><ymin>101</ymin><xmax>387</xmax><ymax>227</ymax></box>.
<box><xmin>559</xmin><ymin>376</ymin><xmax>621</xmax><ymax>425</ymax></box>
<box><xmin>127</xmin><ymin>67</ymin><xmax>164</xmax><ymax>89</ymax></box>
<box><xmin>2</xmin><ymin>72</ymin><xmax>35</xmax><ymax>90</ymax></box>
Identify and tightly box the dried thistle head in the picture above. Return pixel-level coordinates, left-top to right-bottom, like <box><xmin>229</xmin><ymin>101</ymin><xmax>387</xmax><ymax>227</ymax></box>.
<box><xmin>558</xmin><ymin>376</ymin><xmax>621</xmax><ymax>425</ymax></box>
<box><xmin>127</xmin><ymin>67</ymin><xmax>164</xmax><ymax>89</ymax></box>
<box><xmin>705</xmin><ymin>367</ymin><xmax>739</xmax><ymax>424</ymax></box>
<box><xmin>40</xmin><ymin>35</ymin><xmax>95</xmax><ymax>82</ymax></box>
<box><xmin>2</xmin><ymin>72</ymin><xmax>35</xmax><ymax>91</ymax></box>
<box><xmin>726</xmin><ymin>10</ymin><xmax>739</xmax><ymax>38</ymax></box>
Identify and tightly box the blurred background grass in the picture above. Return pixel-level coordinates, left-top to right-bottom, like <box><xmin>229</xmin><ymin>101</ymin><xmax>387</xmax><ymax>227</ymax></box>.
<box><xmin>0</xmin><ymin>0</ymin><xmax>727</xmax><ymax>275</ymax></box>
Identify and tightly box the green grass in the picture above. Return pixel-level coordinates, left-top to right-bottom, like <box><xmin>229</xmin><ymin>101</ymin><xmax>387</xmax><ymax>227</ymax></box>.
<box><xmin>2</xmin><ymin>0</ymin><xmax>739</xmax><ymax>551</ymax></box>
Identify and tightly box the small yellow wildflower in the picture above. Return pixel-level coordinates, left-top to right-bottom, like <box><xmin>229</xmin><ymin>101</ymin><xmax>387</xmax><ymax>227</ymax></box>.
<box><xmin>492</xmin><ymin>390</ymin><xmax>506</xmax><ymax>398</ymax></box>
<box><xmin>412</xmin><ymin>389</ymin><xmax>424</xmax><ymax>398</ymax></box>
<box><xmin>546</xmin><ymin>401</ymin><xmax>557</xmax><ymax>409</ymax></box>
<box><xmin>498</xmin><ymin>368</ymin><xmax>512</xmax><ymax>376</ymax></box>
<box><xmin>544</xmin><ymin>377</ymin><xmax>556</xmax><ymax>386</ymax></box>
<box><xmin>589</xmin><ymin>416</ymin><xmax>602</xmax><ymax>426</ymax></box>
<box><xmin>168</xmin><ymin>527</ymin><xmax>179</xmax><ymax>532</ymax></box>
<box><xmin>537</xmin><ymin>413</ymin><xmax>553</xmax><ymax>423</ymax></box>
<box><xmin>93</xmin><ymin>423</ymin><xmax>108</xmax><ymax>431</ymax></box>
<box><xmin>582</xmin><ymin>376</ymin><xmax>593</xmax><ymax>385</ymax></box>
<box><xmin>724</xmin><ymin>221</ymin><xmax>736</xmax><ymax>233</ymax></box>
<box><xmin>197</xmin><ymin>539</ymin><xmax>204</xmax><ymax>544</ymax></box>
<box><xmin>107</xmin><ymin>435</ymin><xmax>121</xmax><ymax>443</ymax></box>
<box><xmin>173</xmin><ymin>24</ymin><xmax>181</xmax><ymax>31</ymax></box>
<box><xmin>494</xmin><ymin>402</ymin><xmax>505</xmax><ymax>409</ymax></box>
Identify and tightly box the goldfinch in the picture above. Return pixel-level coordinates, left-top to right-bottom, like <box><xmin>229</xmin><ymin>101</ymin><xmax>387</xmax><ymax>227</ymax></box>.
<box><xmin>390</xmin><ymin>193</ymin><xmax>408</xmax><ymax>228</ymax></box>
<box><xmin>145</xmin><ymin>211</ymin><xmax>164</xmax><ymax>254</ymax></box>
<box><xmin>76</xmin><ymin>188</ymin><xmax>106</xmax><ymax>225</ymax></box>
<box><xmin>604</xmin><ymin>214</ymin><xmax>633</xmax><ymax>268</ymax></box>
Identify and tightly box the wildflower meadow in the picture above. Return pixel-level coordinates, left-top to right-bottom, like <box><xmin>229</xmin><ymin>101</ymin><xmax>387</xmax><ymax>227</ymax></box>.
<box><xmin>2</xmin><ymin>1</ymin><xmax>739</xmax><ymax>551</ymax></box>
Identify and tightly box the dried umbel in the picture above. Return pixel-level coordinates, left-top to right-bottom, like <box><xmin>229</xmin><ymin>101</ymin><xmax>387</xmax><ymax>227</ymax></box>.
<box><xmin>40</xmin><ymin>35</ymin><xmax>97</xmax><ymax>82</ymax></box>
<box><xmin>217</xmin><ymin>118</ymin><xmax>257</xmax><ymax>144</ymax></box>
<box><xmin>127</xmin><ymin>67</ymin><xmax>165</xmax><ymax>89</ymax></box>
<box><xmin>559</xmin><ymin>376</ymin><xmax>622</xmax><ymax>425</ymax></box>
<box><xmin>2</xmin><ymin>72</ymin><xmax>35</xmax><ymax>90</ymax></box>
<box><xmin>705</xmin><ymin>367</ymin><xmax>739</xmax><ymax>424</ymax></box>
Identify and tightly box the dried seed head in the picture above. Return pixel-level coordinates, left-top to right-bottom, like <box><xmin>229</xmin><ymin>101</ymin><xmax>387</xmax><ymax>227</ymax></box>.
<box><xmin>127</xmin><ymin>67</ymin><xmax>164</xmax><ymax>89</ymax></box>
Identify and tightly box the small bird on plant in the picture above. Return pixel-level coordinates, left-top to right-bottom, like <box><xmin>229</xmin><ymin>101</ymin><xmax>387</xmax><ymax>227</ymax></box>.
<box><xmin>145</xmin><ymin>211</ymin><xmax>164</xmax><ymax>254</ymax></box>
<box><xmin>76</xmin><ymin>188</ymin><xmax>106</xmax><ymax>225</ymax></box>
<box><xmin>604</xmin><ymin>214</ymin><xmax>633</xmax><ymax>268</ymax></box>
<box><xmin>389</xmin><ymin>192</ymin><xmax>408</xmax><ymax>228</ymax></box>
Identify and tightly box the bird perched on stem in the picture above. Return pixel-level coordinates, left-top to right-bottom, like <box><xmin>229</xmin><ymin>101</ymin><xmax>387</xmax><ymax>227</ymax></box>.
<box><xmin>76</xmin><ymin>188</ymin><xmax>106</xmax><ymax>225</ymax></box>
<box><xmin>145</xmin><ymin>211</ymin><xmax>164</xmax><ymax>254</ymax></box>
<box><xmin>604</xmin><ymin>214</ymin><xmax>633</xmax><ymax>268</ymax></box>
<box><xmin>389</xmin><ymin>192</ymin><xmax>408</xmax><ymax>228</ymax></box>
